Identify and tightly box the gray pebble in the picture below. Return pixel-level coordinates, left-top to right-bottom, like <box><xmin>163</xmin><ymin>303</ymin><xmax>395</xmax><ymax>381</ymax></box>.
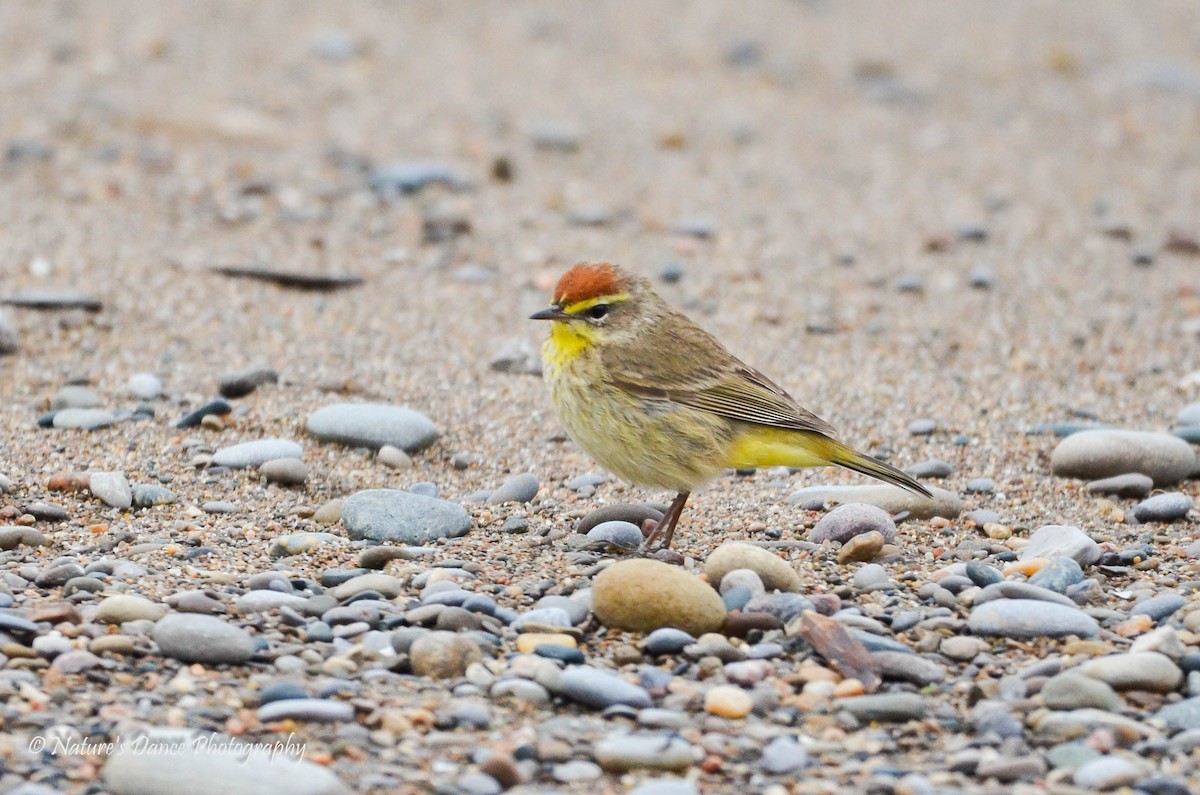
<box><xmin>1130</xmin><ymin>593</ymin><xmax>1187</xmax><ymax>622</ymax></box>
<box><xmin>1050</xmin><ymin>430</ymin><xmax>1196</xmax><ymax>486</ymax></box>
<box><xmin>89</xmin><ymin>472</ymin><xmax>132</xmax><ymax>509</ymax></box>
<box><xmin>965</xmin><ymin>561</ymin><xmax>1003</xmax><ymax>587</ymax></box>
<box><xmin>643</xmin><ymin>628</ymin><xmax>696</xmax><ymax>656</ymax></box>
<box><xmin>260</xmin><ymin>458</ymin><xmax>309</xmax><ymax>486</ymax></box>
<box><xmin>809</xmin><ymin>503</ymin><xmax>896</xmax><ymax>544</ymax></box>
<box><xmin>628</xmin><ymin>781</ymin><xmax>700</xmax><ymax>795</ymax></box>
<box><xmin>839</xmin><ymin>693</ymin><xmax>926</xmax><ymax>723</ymax></box>
<box><xmin>176</xmin><ymin>398</ymin><xmax>232</xmax><ymax>428</ymax></box>
<box><xmin>558</xmin><ymin>667</ymin><xmax>652</xmax><ymax>709</ymax></box>
<box><xmin>486</xmin><ymin>473</ymin><xmax>539</xmax><ymax>505</ymax></box>
<box><xmin>968</xmin><ymin>599</ymin><xmax>1099</xmax><ymax>638</ymax></box>
<box><xmin>131</xmin><ymin>484</ymin><xmax>177</xmax><ymax>507</ymax></box>
<box><xmin>851</xmin><ymin>563</ymin><xmax>894</xmax><ymax>592</ymax></box>
<box><xmin>0</xmin><ymin>525</ymin><xmax>49</xmax><ymax>550</ymax></box>
<box><xmin>52</xmin><ymin>384</ymin><xmax>103</xmax><ymax>410</ymax></box>
<box><xmin>152</xmin><ymin>614</ymin><xmax>256</xmax><ymax>664</ymax></box>
<box><xmin>52</xmin><ymin>408</ymin><xmax>118</xmax><ymax>430</ymax></box>
<box><xmin>594</xmin><ymin>732</ymin><xmax>694</xmax><ymax>772</ymax></box>
<box><xmin>306</xmin><ymin>402</ymin><xmax>440</xmax><ymax>452</ymax></box>
<box><xmin>586</xmin><ymin>520</ymin><xmax>644</xmax><ymax>551</ymax></box>
<box><xmin>965</xmin><ymin>477</ymin><xmax>994</xmax><ymax>494</ymax></box>
<box><xmin>906</xmin><ymin>459</ymin><xmax>954</xmax><ymax>479</ymax></box>
<box><xmin>1132</xmin><ymin>492</ymin><xmax>1192</xmax><ymax>523</ymax></box>
<box><xmin>212</xmin><ymin>439</ymin><xmax>302</xmax><ymax>468</ymax></box>
<box><xmin>1080</xmin><ymin>652</ymin><xmax>1182</xmax><ymax>692</ymax></box>
<box><xmin>552</xmin><ymin>760</ymin><xmax>603</xmax><ymax>783</ymax></box>
<box><xmin>907</xmin><ymin>418</ymin><xmax>936</xmax><ymax>434</ymax></box>
<box><xmin>218</xmin><ymin>367</ymin><xmax>279</xmax><ymax>399</ymax></box>
<box><xmin>202</xmin><ymin>500</ymin><xmax>238</xmax><ymax>514</ymax></box>
<box><xmin>1027</xmin><ymin>557</ymin><xmax>1085</xmax><ymax>593</ymax></box>
<box><xmin>759</xmin><ymin>735</ymin><xmax>809</xmax><ymax>773</ymax></box>
<box><xmin>126</xmin><ymin>372</ymin><xmax>163</xmax><ymax>400</ymax></box>
<box><xmin>377</xmin><ymin>445</ymin><xmax>411</xmax><ymax>468</ymax></box>
<box><xmin>1073</xmin><ymin>756</ymin><xmax>1144</xmax><ymax>790</ymax></box>
<box><xmin>341</xmin><ymin>489</ymin><xmax>471</xmax><ymax>544</ymax></box>
<box><xmin>256</xmin><ymin>698</ymin><xmax>354</xmax><ymax>723</ymax></box>
<box><xmin>1041</xmin><ymin>672</ymin><xmax>1123</xmax><ymax>712</ymax></box>
<box><xmin>1155</xmin><ymin>696</ymin><xmax>1200</xmax><ymax>730</ymax></box>
<box><xmin>1085</xmin><ymin>473</ymin><xmax>1154</xmax><ymax>499</ymax></box>
<box><xmin>1020</xmin><ymin>524</ymin><xmax>1100</xmax><ymax>566</ymax></box>
<box><xmin>576</xmin><ymin>503</ymin><xmax>664</xmax><ymax>534</ymax></box>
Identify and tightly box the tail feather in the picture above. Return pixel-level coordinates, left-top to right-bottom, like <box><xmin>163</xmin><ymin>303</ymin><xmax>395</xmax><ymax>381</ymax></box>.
<box><xmin>826</xmin><ymin>441</ymin><xmax>933</xmax><ymax>499</ymax></box>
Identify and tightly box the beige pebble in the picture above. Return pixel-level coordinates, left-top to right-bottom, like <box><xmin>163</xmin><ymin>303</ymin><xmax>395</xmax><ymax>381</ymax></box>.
<box><xmin>983</xmin><ymin>522</ymin><xmax>1012</xmax><ymax>540</ymax></box>
<box><xmin>833</xmin><ymin>678</ymin><xmax>865</xmax><ymax>697</ymax></box>
<box><xmin>515</xmin><ymin>633</ymin><xmax>577</xmax><ymax>653</ymax></box>
<box><xmin>378</xmin><ymin>445</ymin><xmax>412</xmax><ymax>468</ymax></box>
<box><xmin>838</xmin><ymin>530</ymin><xmax>885</xmax><ymax>564</ymax></box>
<box><xmin>704</xmin><ymin>684</ymin><xmax>753</xmax><ymax>718</ymax></box>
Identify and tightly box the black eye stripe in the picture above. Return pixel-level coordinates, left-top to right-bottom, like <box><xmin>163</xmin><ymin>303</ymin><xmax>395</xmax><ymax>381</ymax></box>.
<box><xmin>586</xmin><ymin>304</ymin><xmax>610</xmax><ymax>319</ymax></box>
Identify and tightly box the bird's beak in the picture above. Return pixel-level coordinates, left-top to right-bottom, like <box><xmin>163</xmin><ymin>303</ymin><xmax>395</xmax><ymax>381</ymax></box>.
<box><xmin>530</xmin><ymin>305</ymin><xmax>568</xmax><ymax>321</ymax></box>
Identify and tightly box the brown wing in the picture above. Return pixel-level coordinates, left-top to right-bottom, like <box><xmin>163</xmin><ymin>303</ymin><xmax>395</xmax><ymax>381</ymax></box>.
<box><xmin>602</xmin><ymin>310</ymin><xmax>839</xmax><ymax>438</ymax></box>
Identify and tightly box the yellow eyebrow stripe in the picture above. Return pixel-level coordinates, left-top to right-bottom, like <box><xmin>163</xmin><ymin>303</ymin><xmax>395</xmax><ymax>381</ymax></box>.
<box><xmin>561</xmin><ymin>293</ymin><xmax>629</xmax><ymax>314</ymax></box>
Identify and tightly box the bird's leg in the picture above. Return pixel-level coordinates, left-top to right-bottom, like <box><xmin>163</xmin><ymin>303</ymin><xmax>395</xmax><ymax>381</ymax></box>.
<box><xmin>641</xmin><ymin>491</ymin><xmax>691</xmax><ymax>551</ymax></box>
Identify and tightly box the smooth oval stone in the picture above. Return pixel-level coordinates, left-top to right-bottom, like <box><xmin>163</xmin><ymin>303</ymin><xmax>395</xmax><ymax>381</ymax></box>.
<box><xmin>1079</xmin><ymin>652</ymin><xmax>1182</xmax><ymax>692</ymax></box>
<box><xmin>486</xmin><ymin>473</ymin><xmax>539</xmax><ymax>505</ymax></box>
<box><xmin>235</xmin><ymin>591</ymin><xmax>310</xmax><ymax>614</ymax></box>
<box><xmin>575</xmin><ymin>503</ymin><xmax>665</xmax><ymax>534</ymax></box>
<box><xmin>968</xmin><ymin>599</ymin><xmax>1099</xmax><ymax>638</ymax></box>
<box><xmin>906</xmin><ymin>459</ymin><xmax>954</xmax><ymax>479</ymax></box>
<box><xmin>642</xmin><ymin>628</ymin><xmax>696</xmax><ymax>656</ymax></box>
<box><xmin>1132</xmin><ymin>492</ymin><xmax>1193</xmax><ymax>523</ymax></box>
<box><xmin>810</xmin><ymin>502</ymin><xmax>897</xmax><ymax>543</ymax></box>
<box><xmin>96</xmin><ymin>595</ymin><xmax>165</xmax><ymax>623</ymax></box>
<box><xmin>102</xmin><ymin>727</ymin><xmax>350</xmax><ymax>795</ymax></box>
<box><xmin>260</xmin><ymin>458</ymin><xmax>309</xmax><ymax>486</ymax></box>
<box><xmin>269</xmin><ymin>533</ymin><xmax>343</xmax><ymax>558</ymax></box>
<box><xmin>256</xmin><ymin>698</ymin><xmax>354</xmax><ymax>723</ymax></box>
<box><xmin>212</xmin><ymin>439</ymin><xmax>302</xmax><ymax>468</ymax></box>
<box><xmin>975</xmin><ymin>581</ymin><xmax>1079</xmax><ymax>607</ymax></box>
<box><xmin>966</xmin><ymin>561</ymin><xmax>1003</xmax><ymax>587</ymax></box>
<box><xmin>306</xmin><ymin>403</ymin><xmax>440</xmax><ymax>452</ymax></box>
<box><xmin>219</xmin><ymin>367</ymin><xmax>279</xmax><ymax>399</ymax></box>
<box><xmin>126</xmin><ymin>372</ymin><xmax>163</xmax><ymax>399</ymax></box>
<box><xmin>152</xmin><ymin>614</ymin><xmax>256</xmax><ymax>664</ymax></box>
<box><xmin>1155</xmin><ymin>696</ymin><xmax>1200</xmax><ymax>730</ymax></box>
<box><xmin>1073</xmin><ymin>756</ymin><xmax>1144</xmax><ymax>791</ymax></box>
<box><xmin>341</xmin><ymin>489</ymin><xmax>471</xmax><ymax>545</ymax></box>
<box><xmin>1085</xmin><ymin>473</ymin><xmax>1154</xmax><ymax>499</ymax></box>
<box><xmin>1178</xmin><ymin>402</ymin><xmax>1200</xmax><ymax>427</ymax></box>
<box><xmin>0</xmin><ymin>525</ymin><xmax>50</xmax><ymax>550</ymax></box>
<box><xmin>89</xmin><ymin>472</ymin><xmax>132</xmax><ymax>509</ymax></box>
<box><xmin>132</xmin><ymin>484</ymin><xmax>177</xmax><ymax>507</ymax></box>
<box><xmin>593</xmin><ymin>733</ymin><xmax>694</xmax><ymax>772</ymax></box>
<box><xmin>52</xmin><ymin>384</ymin><xmax>102</xmax><ymax>409</ymax></box>
<box><xmin>176</xmin><ymin>398</ymin><xmax>233</xmax><ymax>428</ymax></box>
<box><xmin>838</xmin><ymin>693</ymin><xmax>926</xmax><ymax>723</ymax></box>
<box><xmin>558</xmin><ymin>667</ymin><xmax>652</xmax><ymax>709</ymax></box>
<box><xmin>1041</xmin><ymin>672</ymin><xmax>1123</xmax><ymax>711</ymax></box>
<box><xmin>1050</xmin><ymin>430</ymin><xmax>1196</xmax><ymax>486</ymax></box>
<box><xmin>787</xmin><ymin>484</ymin><xmax>961</xmax><ymax>520</ymax></box>
<box><xmin>628</xmin><ymin>781</ymin><xmax>700</xmax><ymax>795</ymax></box>
<box><xmin>593</xmin><ymin>559</ymin><xmax>726</xmax><ymax>636</ymax></box>
<box><xmin>705</xmin><ymin>542</ymin><xmax>802</xmax><ymax>593</ymax></box>
<box><xmin>1027</xmin><ymin>557</ymin><xmax>1085</xmax><ymax>593</ymax></box>
<box><xmin>1130</xmin><ymin>593</ymin><xmax>1187</xmax><ymax>622</ymax></box>
<box><xmin>1020</xmin><ymin>525</ymin><xmax>1100</xmax><ymax>566</ymax></box>
<box><xmin>52</xmin><ymin>408</ymin><xmax>117</xmax><ymax>430</ymax></box>
<box><xmin>586</xmin><ymin>521</ymin><xmax>644</xmax><ymax>551</ymax></box>
<box><xmin>409</xmin><ymin>631</ymin><xmax>481</xmax><ymax>679</ymax></box>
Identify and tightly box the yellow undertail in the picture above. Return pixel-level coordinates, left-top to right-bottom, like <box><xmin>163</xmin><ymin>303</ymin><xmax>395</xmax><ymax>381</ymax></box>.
<box><xmin>726</xmin><ymin>428</ymin><xmax>932</xmax><ymax>498</ymax></box>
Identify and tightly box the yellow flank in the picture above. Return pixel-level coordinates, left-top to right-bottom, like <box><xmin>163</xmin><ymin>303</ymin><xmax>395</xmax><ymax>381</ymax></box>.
<box><xmin>723</xmin><ymin>426</ymin><xmax>837</xmax><ymax>469</ymax></box>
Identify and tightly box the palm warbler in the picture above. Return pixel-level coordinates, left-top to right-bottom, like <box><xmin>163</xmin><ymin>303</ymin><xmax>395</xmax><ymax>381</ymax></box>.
<box><xmin>532</xmin><ymin>262</ymin><xmax>932</xmax><ymax>550</ymax></box>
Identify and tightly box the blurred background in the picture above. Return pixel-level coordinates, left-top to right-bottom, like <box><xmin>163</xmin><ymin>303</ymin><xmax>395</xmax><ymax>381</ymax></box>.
<box><xmin>1</xmin><ymin>0</ymin><xmax>1198</xmax><ymax>450</ymax></box>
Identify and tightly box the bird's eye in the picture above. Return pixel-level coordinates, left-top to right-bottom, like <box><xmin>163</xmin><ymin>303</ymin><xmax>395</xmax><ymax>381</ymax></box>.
<box><xmin>585</xmin><ymin>304</ymin><xmax>610</xmax><ymax>320</ymax></box>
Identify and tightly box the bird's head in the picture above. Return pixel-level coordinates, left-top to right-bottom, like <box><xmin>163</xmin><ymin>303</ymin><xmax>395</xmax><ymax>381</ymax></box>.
<box><xmin>530</xmin><ymin>262</ymin><xmax>650</xmax><ymax>347</ymax></box>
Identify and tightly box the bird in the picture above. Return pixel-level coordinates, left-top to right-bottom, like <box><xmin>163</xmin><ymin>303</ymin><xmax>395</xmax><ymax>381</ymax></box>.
<box><xmin>531</xmin><ymin>261</ymin><xmax>932</xmax><ymax>551</ymax></box>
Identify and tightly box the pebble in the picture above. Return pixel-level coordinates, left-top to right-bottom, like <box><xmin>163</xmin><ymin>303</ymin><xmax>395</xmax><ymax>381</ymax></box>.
<box><xmin>1085</xmin><ymin>473</ymin><xmax>1154</xmax><ymax>498</ymax></box>
<box><xmin>705</xmin><ymin>542</ymin><xmax>802</xmax><ymax>593</ymax></box>
<box><xmin>1073</xmin><ymin>756</ymin><xmax>1144</xmax><ymax>790</ymax></box>
<box><xmin>1132</xmin><ymin>492</ymin><xmax>1192</xmax><ymax>522</ymax></box>
<box><xmin>643</xmin><ymin>628</ymin><xmax>696</xmax><ymax>656</ymax></box>
<box><xmin>175</xmin><ymin>398</ymin><xmax>232</xmax><ymax>428</ymax></box>
<box><xmin>96</xmin><ymin>594</ymin><xmax>165</xmax><ymax>623</ymax></box>
<box><xmin>131</xmin><ymin>484</ymin><xmax>177</xmax><ymax>507</ymax></box>
<box><xmin>306</xmin><ymin>403</ymin><xmax>440</xmax><ymax>452</ymax></box>
<box><xmin>872</xmin><ymin>651</ymin><xmax>946</xmax><ymax>685</ymax></box>
<box><xmin>628</xmin><ymin>781</ymin><xmax>700</xmax><ymax>795</ymax></box>
<box><xmin>906</xmin><ymin>459</ymin><xmax>954</xmax><ymax>479</ymax></box>
<box><xmin>313</xmin><ymin>498</ymin><xmax>343</xmax><ymax>524</ymax></box>
<box><xmin>211</xmin><ymin>439</ymin><xmax>303</xmax><ymax>468</ymax></box>
<box><xmin>810</xmin><ymin>503</ymin><xmax>896</xmax><ymax>544</ymax></box>
<box><xmin>341</xmin><ymin>489</ymin><xmax>472</xmax><ymax>544</ymax></box>
<box><xmin>838</xmin><ymin>530</ymin><xmax>885</xmax><ymax>564</ymax></box>
<box><xmin>968</xmin><ymin>599</ymin><xmax>1099</xmax><ymax>638</ymax></box>
<box><xmin>759</xmin><ymin>735</ymin><xmax>808</xmax><ymax>773</ymax></box>
<box><xmin>1020</xmin><ymin>525</ymin><xmax>1101</xmax><ymax>566</ymax></box>
<box><xmin>235</xmin><ymin>590</ymin><xmax>310</xmax><ymax>613</ymax></box>
<box><xmin>52</xmin><ymin>384</ymin><xmax>103</xmax><ymax>409</ymax></box>
<box><xmin>975</xmin><ymin>581</ymin><xmax>1078</xmax><ymax>607</ymax></box>
<box><xmin>1041</xmin><ymin>672</ymin><xmax>1123</xmax><ymax>711</ymax></box>
<box><xmin>839</xmin><ymin>693</ymin><xmax>926</xmax><ymax>723</ymax></box>
<box><xmin>1050</xmin><ymin>430</ymin><xmax>1196</xmax><ymax>485</ymax></box>
<box><xmin>1027</xmin><ymin>557</ymin><xmax>1085</xmax><ymax>593</ymax></box>
<box><xmin>593</xmin><ymin>732</ymin><xmax>694</xmax><ymax>771</ymax></box>
<box><xmin>409</xmin><ymin>632</ymin><xmax>481</xmax><ymax>679</ymax></box>
<box><xmin>1155</xmin><ymin>696</ymin><xmax>1200</xmax><ymax>730</ymax></box>
<box><xmin>269</xmin><ymin>532</ymin><xmax>342</xmax><ymax>557</ymax></box>
<box><xmin>152</xmin><ymin>614</ymin><xmax>257</xmax><ymax>664</ymax></box>
<box><xmin>202</xmin><ymin>500</ymin><xmax>238</xmax><ymax>514</ymax></box>
<box><xmin>940</xmin><ymin>636</ymin><xmax>991</xmax><ymax>661</ymax></box>
<box><xmin>52</xmin><ymin>408</ymin><xmax>118</xmax><ymax>430</ymax></box>
<box><xmin>218</xmin><ymin>367</ymin><xmax>279</xmax><ymax>398</ymax></box>
<box><xmin>126</xmin><ymin>372</ymin><xmax>163</xmax><ymax>399</ymax></box>
<box><xmin>552</xmin><ymin>760</ymin><xmax>603</xmax><ymax>782</ymax></box>
<box><xmin>1079</xmin><ymin>652</ymin><xmax>1182</xmax><ymax>692</ymax></box>
<box><xmin>88</xmin><ymin>471</ymin><xmax>133</xmax><ymax>509</ymax></box>
<box><xmin>586</xmin><ymin>521</ymin><xmax>644</xmax><ymax>551</ymax></box>
<box><xmin>102</xmin><ymin>726</ymin><xmax>349</xmax><ymax>795</ymax></box>
<box><xmin>377</xmin><ymin>445</ymin><xmax>411</xmax><ymax>468</ymax></box>
<box><xmin>965</xmin><ymin>561</ymin><xmax>1003</xmax><ymax>587</ymax></box>
<box><xmin>485</xmin><ymin>473</ymin><xmax>540</xmax><ymax>505</ymax></box>
<box><xmin>575</xmin><ymin>503</ymin><xmax>664</xmax><ymax>534</ymax></box>
<box><xmin>256</xmin><ymin>698</ymin><xmax>355</xmax><ymax>723</ymax></box>
<box><xmin>557</xmin><ymin>667</ymin><xmax>653</xmax><ymax>710</ymax></box>
<box><xmin>907</xmin><ymin>418</ymin><xmax>936</xmax><ymax>434</ymax></box>
<box><xmin>0</xmin><ymin>525</ymin><xmax>49</xmax><ymax>550</ymax></box>
<box><xmin>1131</xmin><ymin>593</ymin><xmax>1186</xmax><ymax>622</ymax></box>
<box><xmin>851</xmin><ymin>563</ymin><xmax>894</xmax><ymax>592</ymax></box>
<box><xmin>704</xmin><ymin>685</ymin><xmax>754</xmax><ymax>717</ymax></box>
<box><xmin>788</xmin><ymin>484</ymin><xmax>961</xmax><ymax>519</ymax></box>
<box><xmin>592</xmin><ymin>559</ymin><xmax>726</xmax><ymax>635</ymax></box>
<box><xmin>974</xmin><ymin>754</ymin><xmax>1047</xmax><ymax>782</ymax></box>
<box><xmin>330</xmin><ymin>573</ymin><xmax>404</xmax><ymax>601</ymax></box>
<box><xmin>260</xmin><ymin>458</ymin><xmax>309</xmax><ymax>486</ymax></box>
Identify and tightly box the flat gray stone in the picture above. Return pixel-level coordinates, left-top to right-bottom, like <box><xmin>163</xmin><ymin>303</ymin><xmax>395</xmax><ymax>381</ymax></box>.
<box><xmin>306</xmin><ymin>403</ymin><xmax>440</xmax><ymax>452</ymax></box>
<box><xmin>52</xmin><ymin>408</ymin><xmax>118</xmax><ymax>430</ymax></box>
<box><xmin>838</xmin><ymin>693</ymin><xmax>926</xmax><ymax>723</ymax></box>
<box><xmin>212</xmin><ymin>439</ymin><xmax>302</xmax><ymax>468</ymax></box>
<box><xmin>558</xmin><ymin>667</ymin><xmax>652</xmax><ymax>709</ymax></box>
<box><xmin>342</xmin><ymin>489</ymin><xmax>471</xmax><ymax>545</ymax></box>
<box><xmin>1050</xmin><ymin>430</ymin><xmax>1196</xmax><ymax>486</ymax></box>
<box><xmin>788</xmin><ymin>484</ymin><xmax>961</xmax><ymax>519</ymax></box>
<box><xmin>1079</xmin><ymin>652</ymin><xmax>1182</xmax><ymax>692</ymax></box>
<box><xmin>1085</xmin><ymin>473</ymin><xmax>1154</xmax><ymax>499</ymax></box>
<box><xmin>1132</xmin><ymin>492</ymin><xmax>1193</xmax><ymax>523</ymax></box>
<box><xmin>256</xmin><ymin>698</ymin><xmax>355</xmax><ymax>723</ymax></box>
<box><xmin>1155</xmin><ymin>696</ymin><xmax>1200</xmax><ymax>730</ymax></box>
<box><xmin>102</xmin><ymin>727</ymin><xmax>349</xmax><ymax>795</ymax></box>
<box><xmin>486</xmin><ymin>473</ymin><xmax>540</xmax><ymax>505</ymax></box>
<box><xmin>809</xmin><ymin>502</ymin><xmax>896</xmax><ymax>543</ymax></box>
<box><xmin>968</xmin><ymin>599</ymin><xmax>1099</xmax><ymax>638</ymax></box>
<box><xmin>152</xmin><ymin>614</ymin><xmax>256</xmax><ymax>664</ymax></box>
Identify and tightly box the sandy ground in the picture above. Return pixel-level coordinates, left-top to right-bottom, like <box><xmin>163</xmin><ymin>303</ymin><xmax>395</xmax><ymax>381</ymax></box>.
<box><xmin>1</xmin><ymin>2</ymin><xmax>1199</xmax><ymax>793</ymax></box>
